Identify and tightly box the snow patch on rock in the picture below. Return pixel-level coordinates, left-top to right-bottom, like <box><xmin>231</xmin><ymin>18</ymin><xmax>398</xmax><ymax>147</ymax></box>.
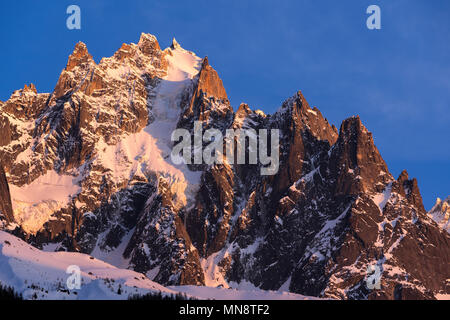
<box><xmin>9</xmin><ymin>171</ymin><xmax>81</xmax><ymax>234</ymax></box>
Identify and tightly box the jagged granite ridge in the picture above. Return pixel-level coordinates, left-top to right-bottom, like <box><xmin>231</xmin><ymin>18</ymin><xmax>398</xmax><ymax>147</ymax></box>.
<box><xmin>0</xmin><ymin>33</ymin><xmax>448</xmax><ymax>299</ymax></box>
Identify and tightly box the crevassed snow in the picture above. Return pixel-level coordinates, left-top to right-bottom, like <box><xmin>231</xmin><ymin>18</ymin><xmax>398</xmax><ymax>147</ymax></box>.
<box><xmin>9</xmin><ymin>171</ymin><xmax>81</xmax><ymax>234</ymax></box>
<box><xmin>94</xmin><ymin>43</ymin><xmax>203</xmax><ymax>209</ymax></box>
<box><xmin>142</xmin><ymin>44</ymin><xmax>203</xmax><ymax>206</ymax></box>
<box><xmin>9</xmin><ymin>171</ymin><xmax>80</xmax><ymax>204</ymax></box>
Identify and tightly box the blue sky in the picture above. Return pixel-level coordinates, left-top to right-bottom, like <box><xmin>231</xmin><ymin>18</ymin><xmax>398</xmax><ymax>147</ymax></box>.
<box><xmin>0</xmin><ymin>0</ymin><xmax>449</xmax><ymax>208</ymax></box>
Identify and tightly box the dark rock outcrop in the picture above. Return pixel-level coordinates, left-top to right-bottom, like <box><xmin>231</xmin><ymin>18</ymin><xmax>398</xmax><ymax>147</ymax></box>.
<box><xmin>0</xmin><ymin>166</ymin><xmax>14</xmax><ymax>224</ymax></box>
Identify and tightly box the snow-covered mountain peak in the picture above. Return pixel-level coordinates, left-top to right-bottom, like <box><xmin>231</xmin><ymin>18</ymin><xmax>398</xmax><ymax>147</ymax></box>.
<box><xmin>430</xmin><ymin>196</ymin><xmax>450</xmax><ymax>214</ymax></box>
<box><xmin>65</xmin><ymin>41</ymin><xmax>93</xmax><ymax>72</ymax></box>
<box><xmin>429</xmin><ymin>196</ymin><xmax>450</xmax><ymax>233</ymax></box>
<box><xmin>171</xmin><ymin>37</ymin><xmax>181</xmax><ymax>50</ymax></box>
<box><xmin>164</xmin><ymin>41</ymin><xmax>202</xmax><ymax>82</ymax></box>
<box><xmin>0</xmin><ymin>230</ymin><xmax>175</xmax><ymax>299</ymax></box>
<box><xmin>0</xmin><ymin>231</ymin><xmax>315</xmax><ymax>300</ymax></box>
<box><xmin>1</xmin><ymin>33</ymin><xmax>449</xmax><ymax>300</ymax></box>
<box><xmin>0</xmin><ymin>33</ymin><xmax>207</xmax><ymax>236</ymax></box>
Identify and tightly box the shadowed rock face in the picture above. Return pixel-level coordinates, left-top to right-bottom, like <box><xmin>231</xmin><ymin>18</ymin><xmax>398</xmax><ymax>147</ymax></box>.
<box><xmin>428</xmin><ymin>196</ymin><xmax>450</xmax><ymax>234</ymax></box>
<box><xmin>0</xmin><ymin>166</ymin><xmax>14</xmax><ymax>224</ymax></box>
<box><xmin>0</xmin><ymin>33</ymin><xmax>448</xmax><ymax>299</ymax></box>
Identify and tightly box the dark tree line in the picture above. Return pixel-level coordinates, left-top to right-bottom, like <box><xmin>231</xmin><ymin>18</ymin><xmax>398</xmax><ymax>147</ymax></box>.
<box><xmin>128</xmin><ymin>291</ymin><xmax>194</xmax><ymax>301</ymax></box>
<box><xmin>0</xmin><ymin>283</ymin><xmax>23</xmax><ymax>300</ymax></box>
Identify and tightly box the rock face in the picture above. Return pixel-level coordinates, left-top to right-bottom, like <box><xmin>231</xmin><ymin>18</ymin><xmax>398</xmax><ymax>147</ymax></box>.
<box><xmin>0</xmin><ymin>166</ymin><xmax>14</xmax><ymax>225</ymax></box>
<box><xmin>0</xmin><ymin>33</ymin><xmax>448</xmax><ymax>299</ymax></box>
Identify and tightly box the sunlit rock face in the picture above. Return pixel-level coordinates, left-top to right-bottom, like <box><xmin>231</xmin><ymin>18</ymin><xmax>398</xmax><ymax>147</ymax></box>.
<box><xmin>0</xmin><ymin>33</ymin><xmax>448</xmax><ymax>299</ymax></box>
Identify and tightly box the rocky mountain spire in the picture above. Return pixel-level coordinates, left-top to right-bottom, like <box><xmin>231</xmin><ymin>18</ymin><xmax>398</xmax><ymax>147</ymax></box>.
<box><xmin>397</xmin><ymin>170</ymin><xmax>426</xmax><ymax>213</ymax></box>
<box><xmin>22</xmin><ymin>83</ymin><xmax>37</xmax><ymax>94</ymax></box>
<box><xmin>179</xmin><ymin>55</ymin><xmax>232</xmax><ymax>127</ymax></box>
<box><xmin>269</xmin><ymin>91</ymin><xmax>339</xmax><ymax>192</ymax></box>
<box><xmin>66</xmin><ymin>42</ymin><xmax>93</xmax><ymax>72</ymax></box>
<box><xmin>195</xmin><ymin>56</ymin><xmax>228</xmax><ymax>101</ymax></box>
<box><xmin>138</xmin><ymin>33</ymin><xmax>161</xmax><ymax>56</ymax></box>
<box><xmin>330</xmin><ymin>115</ymin><xmax>391</xmax><ymax>195</ymax></box>
<box><xmin>171</xmin><ymin>37</ymin><xmax>181</xmax><ymax>50</ymax></box>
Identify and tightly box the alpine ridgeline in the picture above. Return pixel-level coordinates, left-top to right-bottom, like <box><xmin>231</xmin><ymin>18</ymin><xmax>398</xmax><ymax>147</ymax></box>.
<box><xmin>0</xmin><ymin>33</ymin><xmax>448</xmax><ymax>300</ymax></box>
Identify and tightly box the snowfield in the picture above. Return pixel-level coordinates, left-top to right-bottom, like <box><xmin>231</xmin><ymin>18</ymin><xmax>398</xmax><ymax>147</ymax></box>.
<box><xmin>6</xmin><ymin>37</ymin><xmax>203</xmax><ymax>237</ymax></box>
<box><xmin>0</xmin><ymin>231</ymin><xmax>315</xmax><ymax>300</ymax></box>
<box><xmin>0</xmin><ymin>230</ymin><xmax>175</xmax><ymax>300</ymax></box>
<box><xmin>9</xmin><ymin>171</ymin><xmax>81</xmax><ymax>234</ymax></box>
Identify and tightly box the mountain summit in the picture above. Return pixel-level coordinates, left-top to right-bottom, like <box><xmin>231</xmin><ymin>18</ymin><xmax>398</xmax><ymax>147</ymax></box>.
<box><xmin>429</xmin><ymin>196</ymin><xmax>450</xmax><ymax>233</ymax></box>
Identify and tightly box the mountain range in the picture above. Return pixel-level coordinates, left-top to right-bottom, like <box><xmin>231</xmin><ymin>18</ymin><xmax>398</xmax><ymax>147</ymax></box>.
<box><xmin>0</xmin><ymin>33</ymin><xmax>448</xmax><ymax>300</ymax></box>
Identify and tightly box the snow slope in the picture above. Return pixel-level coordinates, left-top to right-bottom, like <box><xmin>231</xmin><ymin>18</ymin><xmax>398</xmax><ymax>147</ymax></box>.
<box><xmin>169</xmin><ymin>285</ymin><xmax>319</xmax><ymax>300</ymax></box>
<box><xmin>428</xmin><ymin>197</ymin><xmax>450</xmax><ymax>233</ymax></box>
<box><xmin>0</xmin><ymin>231</ymin><xmax>317</xmax><ymax>300</ymax></box>
<box><xmin>0</xmin><ymin>231</ymin><xmax>175</xmax><ymax>300</ymax></box>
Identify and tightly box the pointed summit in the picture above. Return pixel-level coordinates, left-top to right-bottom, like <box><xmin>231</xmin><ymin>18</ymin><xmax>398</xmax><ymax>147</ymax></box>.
<box><xmin>396</xmin><ymin>170</ymin><xmax>426</xmax><ymax>213</ymax></box>
<box><xmin>179</xmin><ymin>55</ymin><xmax>232</xmax><ymax>125</ymax></box>
<box><xmin>138</xmin><ymin>33</ymin><xmax>161</xmax><ymax>55</ymax></box>
<box><xmin>202</xmin><ymin>56</ymin><xmax>209</xmax><ymax>68</ymax></box>
<box><xmin>73</xmin><ymin>41</ymin><xmax>88</xmax><ymax>53</ymax></box>
<box><xmin>66</xmin><ymin>41</ymin><xmax>93</xmax><ymax>71</ymax></box>
<box><xmin>236</xmin><ymin>103</ymin><xmax>252</xmax><ymax>115</ymax></box>
<box><xmin>195</xmin><ymin>56</ymin><xmax>228</xmax><ymax>101</ymax></box>
<box><xmin>278</xmin><ymin>90</ymin><xmax>310</xmax><ymax>114</ymax></box>
<box><xmin>22</xmin><ymin>83</ymin><xmax>37</xmax><ymax>94</ymax></box>
<box><xmin>331</xmin><ymin>115</ymin><xmax>391</xmax><ymax>194</ymax></box>
<box><xmin>397</xmin><ymin>169</ymin><xmax>410</xmax><ymax>183</ymax></box>
<box><xmin>0</xmin><ymin>165</ymin><xmax>14</xmax><ymax>224</ymax></box>
<box><xmin>171</xmin><ymin>37</ymin><xmax>181</xmax><ymax>49</ymax></box>
<box><xmin>276</xmin><ymin>90</ymin><xmax>338</xmax><ymax>145</ymax></box>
